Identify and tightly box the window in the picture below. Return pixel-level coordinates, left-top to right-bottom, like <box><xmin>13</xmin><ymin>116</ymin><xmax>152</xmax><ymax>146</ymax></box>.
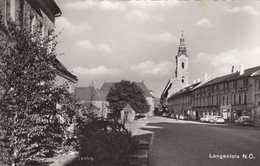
<box><xmin>244</xmin><ymin>93</ymin><xmax>247</xmax><ymax>104</ymax></box>
<box><xmin>241</xmin><ymin>93</ymin><xmax>244</xmax><ymax>104</ymax></box>
<box><xmin>239</xmin><ymin>94</ymin><xmax>241</xmax><ymax>105</ymax></box>
<box><xmin>182</xmin><ymin>79</ymin><xmax>184</xmax><ymax>83</ymax></box>
<box><xmin>232</xmin><ymin>93</ymin><xmax>236</xmax><ymax>105</ymax></box>
<box><xmin>223</xmin><ymin>96</ymin><xmax>225</xmax><ymax>105</ymax></box>
<box><xmin>182</xmin><ymin>62</ymin><xmax>184</xmax><ymax>69</ymax></box>
<box><xmin>243</xmin><ymin>78</ymin><xmax>248</xmax><ymax>86</ymax></box>
<box><xmin>233</xmin><ymin>80</ymin><xmax>237</xmax><ymax>88</ymax></box>
<box><xmin>30</xmin><ymin>14</ymin><xmax>36</xmax><ymax>33</ymax></box>
<box><xmin>39</xmin><ymin>22</ymin><xmax>45</xmax><ymax>37</ymax></box>
<box><xmin>226</xmin><ymin>95</ymin><xmax>229</xmax><ymax>105</ymax></box>
<box><xmin>258</xmin><ymin>81</ymin><xmax>260</xmax><ymax>91</ymax></box>
<box><xmin>10</xmin><ymin>0</ymin><xmax>16</xmax><ymax>20</ymax></box>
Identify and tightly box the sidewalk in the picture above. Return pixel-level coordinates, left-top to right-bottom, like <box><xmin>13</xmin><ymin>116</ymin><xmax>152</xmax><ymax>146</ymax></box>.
<box><xmin>125</xmin><ymin>118</ymin><xmax>153</xmax><ymax>166</ymax></box>
<box><xmin>125</xmin><ymin>119</ymin><xmax>151</xmax><ymax>136</ymax></box>
<box><xmin>46</xmin><ymin>118</ymin><xmax>154</xmax><ymax>166</ymax></box>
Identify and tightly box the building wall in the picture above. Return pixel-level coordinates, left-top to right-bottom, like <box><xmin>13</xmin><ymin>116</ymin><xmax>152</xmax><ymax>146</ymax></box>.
<box><xmin>55</xmin><ymin>75</ymin><xmax>76</xmax><ymax>94</ymax></box>
<box><xmin>176</xmin><ymin>55</ymin><xmax>189</xmax><ymax>87</ymax></box>
<box><xmin>93</xmin><ymin>100</ymin><xmax>108</xmax><ymax>118</ymax></box>
<box><xmin>252</xmin><ymin>75</ymin><xmax>260</xmax><ymax>125</ymax></box>
<box><xmin>77</xmin><ymin>99</ymin><xmax>108</xmax><ymax>118</ymax></box>
<box><xmin>1</xmin><ymin>0</ymin><xmax>54</xmax><ymax>34</ymax></box>
<box><xmin>146</xmin><ymin>96</ymin><xmax>154</xmax><ymax>116</ymax></box>
<box><xmin>168</xmin><ymin>76</ymin><xmax>258</xmax><ymax>122</ymax></box>
<box><xmin>121</xmin><ymin>108</ymin><xmax>135</xmax><ymax>122</ymax></box>
<box><xmin>23</xmin><ymin>0</ymin><xmax>54</xmax><ymax>36</ymax></box>
<box><xmin>1</xmin><ymin>0</ymin><xmax>77</xmax><ymax>94</ymax></box>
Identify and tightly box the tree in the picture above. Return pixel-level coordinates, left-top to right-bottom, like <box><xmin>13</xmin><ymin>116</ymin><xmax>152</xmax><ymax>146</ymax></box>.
<box><xmin>106</xmin><ymin>80</ymin><xmax>150</xmax><ymax>116</ymax></box>
<box><xmin>0</xmin><ymin>18</ymin><xmax>76</xmax><ymax>165</ymax></box>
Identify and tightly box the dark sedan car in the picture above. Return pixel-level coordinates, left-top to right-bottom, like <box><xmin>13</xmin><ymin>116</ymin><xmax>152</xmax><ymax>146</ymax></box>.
<box><xmin>235</xmin><ymin>116</ymin><xmax>253</xmax><ymax>126</ymax></box>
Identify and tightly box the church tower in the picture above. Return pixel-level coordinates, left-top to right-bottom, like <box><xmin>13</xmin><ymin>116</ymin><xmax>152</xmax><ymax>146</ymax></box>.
<box><xmin>161</xmin><ymin>32</ymin><xmax>190</xmax><ymax>98</ymax></box>
<box><xmin>175</xmin><ymin>32</ymin><xmax>189</xmax><ymax>88</ymax></box>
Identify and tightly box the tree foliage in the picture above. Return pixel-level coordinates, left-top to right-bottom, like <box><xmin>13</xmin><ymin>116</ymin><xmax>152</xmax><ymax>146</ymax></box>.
<box><xmin>72</xmin><ymin>117</ymin><xmax>138</xmax><ymax>166</ymax></box>
<box><xmin>0</xmin><ymin>18</ymin><xmax>76</xmax><ymax>165</ymax></box>
<box><xmin>106</xmin><ymin>80</ymin><xmax>150</xmax><ymax>115</ymax></box>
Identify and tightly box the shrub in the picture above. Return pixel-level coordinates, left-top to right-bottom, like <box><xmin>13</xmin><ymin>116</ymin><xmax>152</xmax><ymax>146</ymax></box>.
<box><xmin>72</xmin><ymin>117</ymin><xmax>139</xmax><ymax>166</ymax></box>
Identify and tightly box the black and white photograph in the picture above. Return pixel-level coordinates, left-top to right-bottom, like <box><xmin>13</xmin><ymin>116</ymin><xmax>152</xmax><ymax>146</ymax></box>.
<box><xmin>0</xmin><ymin>0</ymin><xmax>260</xmax><ymax>165</ymax></box>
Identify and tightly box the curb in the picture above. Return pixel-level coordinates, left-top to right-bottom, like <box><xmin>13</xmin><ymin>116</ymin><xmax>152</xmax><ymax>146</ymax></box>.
<box><xmin>130</xmin><ymin>140</ymin><xmax>149</xmax><ymax>166</ymax></box>
<box><xmin>130</xmin><ymin>133</ymin><xmax>154</xmax><ymax>166</ymax></box>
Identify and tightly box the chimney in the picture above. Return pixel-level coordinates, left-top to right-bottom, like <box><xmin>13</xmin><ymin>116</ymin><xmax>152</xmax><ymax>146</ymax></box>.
<box><xmin>231</xmin><ymin>66</ymin><xmax>234</xmax><ymax>73</ymax></box>
<box><xmin>193</xmin><ymin>80</ymin><xmax>196</xmax><ymax>84</ymax></box>
<box><xmin>197</xmin><ymin>78</ymin><xmax>200</xmax><ymax>82</ymax></box>
<box><xmin>239</xmin><ymin>65</ymin><xmax>244</xmax><ymax>75</ymax></box>
<box><xmin>203</xmin><ymin>73</ymin><xmax>208</xmax><ymax>81</ymax></box>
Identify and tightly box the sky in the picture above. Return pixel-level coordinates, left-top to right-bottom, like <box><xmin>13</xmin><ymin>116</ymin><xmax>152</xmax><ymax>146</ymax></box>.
<box><xmin>54</xmin><ymin>0</ymin><xmax>260</xmax><ymax>97</ymax></box>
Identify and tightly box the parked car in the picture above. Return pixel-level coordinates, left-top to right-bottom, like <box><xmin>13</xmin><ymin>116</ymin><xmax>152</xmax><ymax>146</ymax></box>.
<box><xmin>200</xmin><ymin>115</ymin><xmax>212</xmax><ymax>122</ymax></box>
<box><xmin>179</xmin><ymin>114</ymin><xmax>188</xmax><ymax>120</ymax></box>
<box><xmin>135</xmin><ymin>114</ymin><xmax>146</xmax><ymax>120</ymax></box>
<box><xmin>235</xmin><ymin>116</ymin><xmax>253</xmax><ymax>126</ymax></box>
<box><xmin>209</xmin><ymin>116</ymin><xmax>225</xmax><ymax>124</ymax></box>
<box><xmin>170</xmin><ymin>113</ymin><xmax>175</xmax><ymax>118</ymax></box>
<box><xmin>162</xmin><ymin>113</ymin><xmax>167</xmax><ymax>117</ymax></box>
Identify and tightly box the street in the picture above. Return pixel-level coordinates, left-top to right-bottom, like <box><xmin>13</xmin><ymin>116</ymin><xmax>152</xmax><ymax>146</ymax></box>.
<box><xmin>141</xmin><ymin>117</ymin><xmax>260</xmax><ymax>166</ymax></box>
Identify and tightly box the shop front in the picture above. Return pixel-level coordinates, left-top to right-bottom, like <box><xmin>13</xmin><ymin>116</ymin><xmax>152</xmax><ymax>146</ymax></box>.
<box><xmin>220</xmin><ymin>105</ymin><xmax>232</xmax><ymax>122</ymax></box>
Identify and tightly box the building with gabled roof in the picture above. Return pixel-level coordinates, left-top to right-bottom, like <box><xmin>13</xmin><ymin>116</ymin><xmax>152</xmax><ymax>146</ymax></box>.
<box><xmin>75</xmin><ymin>86</ymin><xmax>108</xmax><ymax>118</ymax></box>
<box><xmin>75</xmin><ymin>86</ymin><xmax>106</xmax><ymax>102</ymax></box>
<box><xmin>100</xmin><ymin>81</ymin><xmax>155</xmax><ymax>116</ymax></box>
<box><xmin>99</xmin><ymin>82</ymin><xmax>115</xmax><ymax>97</ymax></box>
<box><xmin>121</xmin><ymin>103</ymin><xmax>135</xmax><ymax>122</ymax></box>
<box><xmin>167</xmin><ymin>65</ymin><xmax>260</xmax><ymax>124</ymax></box>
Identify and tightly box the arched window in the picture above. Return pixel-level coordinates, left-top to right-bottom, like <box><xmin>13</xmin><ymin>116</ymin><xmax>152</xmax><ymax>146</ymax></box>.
<box><xmin>182</xmin><ymin>62</ymin><xmax>185</xmax><ymax>69</ymax></box>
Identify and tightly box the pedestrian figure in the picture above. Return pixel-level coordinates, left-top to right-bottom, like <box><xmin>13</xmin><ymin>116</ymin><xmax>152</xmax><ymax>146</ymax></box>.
<box><xmin>176</xmin><ymin>114</ymin><xmax>178</xmax><ymax>121</ymax></box>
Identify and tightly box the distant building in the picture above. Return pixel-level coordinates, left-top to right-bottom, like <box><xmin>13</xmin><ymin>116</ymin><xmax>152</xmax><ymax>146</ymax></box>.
<box><xmin>75</xmin><ymin>81</ymin><xmax>155</xmax><ymax>118</ymax></box>
<box><xmin>167</xmin><ymin>65</ymin><xmax>260</xmax><ymax>125</ymax></box>
<box><xmin>121</xmin><ymin>104</ymin><xmax>135</xmax><ymax>122</ymax></box>
<box><xmin>0</xmin><ymin>0</ymin><xmax>77</xmax><ymax>94</ymax></box>
<box><xmin>161</xmin><ymin>32</ymin><xmax>260</xmax><ymax>124</ymax></box>
<box><xmin>75</xmin><ymin>86</ymin><xmax>108</xmax><ymax>118</ymax></box>
<box><xmin>154</xmin><ymin>98</ymin><xmax>161</xmax><ymax>109</ymax></box>
<box><xmin>100</xmin><ymin>81</ymin><xmax>155</xmax><ymax>116</ymax></box>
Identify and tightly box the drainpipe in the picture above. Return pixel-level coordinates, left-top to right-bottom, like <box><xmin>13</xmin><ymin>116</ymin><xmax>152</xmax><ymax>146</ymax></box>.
<box><xmin>4</xmin><ymin>0</ymin><xmax>7</xmax><ymax>25</ymax></box>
